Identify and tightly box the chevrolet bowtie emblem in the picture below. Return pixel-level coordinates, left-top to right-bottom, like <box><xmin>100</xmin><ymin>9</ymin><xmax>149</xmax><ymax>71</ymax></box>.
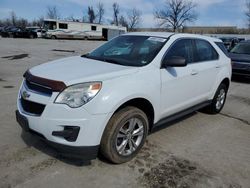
<box><xmin>22</xmin><ymin>91</ymin><xmax>30</xmax><ymax>99</ymax></box>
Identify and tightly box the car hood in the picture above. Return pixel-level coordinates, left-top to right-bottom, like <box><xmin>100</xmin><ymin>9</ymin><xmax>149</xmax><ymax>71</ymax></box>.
<box><xmin>30</xmin><ymin>56</ymin><xmax>138</xmax><ymax>85</ymax></box>
<box><xmin>229</xmin><ymin>53</ymin><xmax>250</xmax><ymax>63</ymax></box>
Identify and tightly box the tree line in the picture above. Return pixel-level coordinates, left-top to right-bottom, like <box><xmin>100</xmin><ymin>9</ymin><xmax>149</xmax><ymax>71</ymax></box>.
<box><xmin>0</xmin><ymin>2</ymin><xmax>142</xmax><ymax>31</ymax></box>
<box><xmin>1</xmin><ymin>0</ymin><xmax>250</xmax><ymax>32</ymax></box>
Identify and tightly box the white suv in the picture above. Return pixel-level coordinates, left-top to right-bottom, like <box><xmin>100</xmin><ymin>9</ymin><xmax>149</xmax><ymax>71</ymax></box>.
<box><xmin>16</xmin><ymin>32</ymin><xmax>231</xmax><ymax>163</ymax></box>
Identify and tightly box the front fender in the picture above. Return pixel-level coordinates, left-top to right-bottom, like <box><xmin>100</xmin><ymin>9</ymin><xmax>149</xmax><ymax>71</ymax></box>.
<box><xmin>83</xmin><ymin>68</ymin><xmax>161</xmax><ymax>122</ymax></box>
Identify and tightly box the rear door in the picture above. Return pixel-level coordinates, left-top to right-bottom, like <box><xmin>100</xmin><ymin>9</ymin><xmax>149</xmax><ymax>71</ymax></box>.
<box><xmin>191</xmin><ymin>39</ymin><xmax>220</xmax><ymax>99</ymax></box>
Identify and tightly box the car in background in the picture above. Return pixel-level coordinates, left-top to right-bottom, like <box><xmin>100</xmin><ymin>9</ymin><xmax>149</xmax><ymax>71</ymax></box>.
<box><xmin>0</xmin><ymin>26</ymin><xmax>5</xmax><ymax>32</ymax></box>
<box><xmin>229</xmin><ymin>41</ymin><xmax>250</xmax><ymax>78</ymax></box>
<box><xmin>1</xmin><ymin>27</ymin><xmax>37</xmax><ymax>38</ymax></box>
<box><xmin>0</xmin><ymin>26</ymin><xmax>16</xmax><ymax>37</ymax></box>
<box><xmin>35</xmin><ymin>29</ymin><xmax>46</xmax><ymax>38</ymax></box>
<box><xmin>26</xmin><ymin>27</ymin><xmax>46</xmax><ymax>38</ymax></box>
<box><xmin>220</xmin><ymin>37</ymin><xmax>239</xmax><ymax>51</ymax></box>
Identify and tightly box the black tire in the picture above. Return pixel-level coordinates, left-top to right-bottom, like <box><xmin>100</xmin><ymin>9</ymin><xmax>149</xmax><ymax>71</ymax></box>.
<box><xmin>203</xmin><ymin>83</ymin><xmax>228</xmax><ymax>114</ymax></box>
<box><xmin>29</xmin><ymin>34</ymin><xmax>34</xmax><ymax>39</ymax></box>
<box><xmin>9</xmin><ymin>33</ymin><xmax>14</xmax><ymax>38</ymax></box>
<box><xmin>51</xmin><ymin>35</ymin><xmax>56</xmax><ymax>39</ymax></box>
<box><xmin>100</xmin><ymin>106</ymin><xmax>149</xmax><ymax>164</ymax></box>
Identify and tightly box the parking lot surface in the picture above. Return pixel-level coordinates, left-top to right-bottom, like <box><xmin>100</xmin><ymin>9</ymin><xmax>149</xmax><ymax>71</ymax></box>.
<box><xmin>0</xmin><ymin>38</ymin><xmax>249</xmax><ymax>188</ymax></box>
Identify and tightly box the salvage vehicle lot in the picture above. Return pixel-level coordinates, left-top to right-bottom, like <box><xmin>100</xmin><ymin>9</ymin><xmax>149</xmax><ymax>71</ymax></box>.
<box><xmin>0</xmin><ymin>38</ymin><xmax>250</xmax><ymax>188</ymax></box>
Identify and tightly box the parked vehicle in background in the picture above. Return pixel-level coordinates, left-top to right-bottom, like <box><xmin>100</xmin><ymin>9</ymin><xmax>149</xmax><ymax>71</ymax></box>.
<box><xmin>220</xmin><ymin>37</ymin><xmax>239</xmax><ymax>51</ymax></box>
<box><xmin>0</xmin><ymin>26</ymin><xmax>16</xmax><ymax>37</ymax></box>
<box><xmin>26</xmin><ymin>27</ymin><xmax>46</xmax><ymax>38</ymax></box>
<box><xmin>238</xmin><ymin>38</ymin><xmax>245</xmax><ymax>42</ymax></box>
<box><xmin>43</xmin><ymin>19</ymin><xmax>127</xmax><ymax>40</ymax></box>
<box><xmin>0</xmin><ymin>26</ymin><xmax>5</xmax><ymax>32</ymax></box>
<box><xmin>16</xmin><ymin>33</ymin><xmax>231</xmax><ymax>164</ymax></box>
<box><xmin>1</xmin><ymin>26</ymin><xmax>37</xmax><ymax>38</ymax></box>
<box><xmin>229</xmin><ymin>41</ymin><xmax>250</xmax><ymax>78</ymax></box>
<box><xmin>36</xmin><ymin>29</ymin><xmax>46</xmax><ymax>38</ymax></box>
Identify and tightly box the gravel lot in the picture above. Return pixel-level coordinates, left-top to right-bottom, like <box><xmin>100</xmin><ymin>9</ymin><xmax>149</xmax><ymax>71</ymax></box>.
<box><xmin>0</xmin><ymin>37</ymin><xmax>250</xmax><ymax>188</ymax></box>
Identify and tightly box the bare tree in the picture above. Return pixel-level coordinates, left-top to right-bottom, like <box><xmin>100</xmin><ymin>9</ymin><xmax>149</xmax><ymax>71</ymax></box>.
<box><xmin>88</xmin><ymin>6</ymin><xmax>96</xmax><ymax>23</ymax></box>
<box><xmin>10</xmin><ymin>11</ymin><xmax>17</xmax><ymax>26</ymax></box>
<box><xmin>31</xmin><ymin>16</ymin><xmax>44</xmax><ymax>27</ymax></box>
<box><xmin>46</xmin><ymin>6</ymin><xmax>60</xmax><ymax>19</ymax></box>
<box><xmin>112</xmin><ymin>2</ymin><xmax>120</xmax><ymax>26</ymax></box>
<box><xmin>17</xmin><ymin>18</ymin><xmax>28</xmax><ymax>28</ymax></box>
<box><xmin>154</xmin><ymin>0</ymin><xmax>197</xmax><ymax>32</ymax></box>
<box><xmin>96</xmin><ymin>2</ymin><xmax>105</xmax><ymax>24</ymax></box>
<box><xmin>119</xmin><ymin>15</ymin><xmax>128</xmax><ymax>28</ymax></box>
<box><xmin>246</xmin><ymin>0</ymin><xmax>250</xmax><ymax>28</ymax></box>
<box><xmin>127</xmin><ymin>8</ymin><xmax>141</xmax><ymax>31</ymax></box>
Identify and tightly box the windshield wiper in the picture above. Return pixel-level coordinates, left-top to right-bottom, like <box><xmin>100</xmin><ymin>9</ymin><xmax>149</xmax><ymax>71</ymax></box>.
<box><xmin>81</xmin><ymin>54</ymin><xmax>103</xmax><ymax>61</ymax></box>
<box><xmin>102</xmin><ymin>58</ymin><xmax>125</xmax><ymax>66</ymax></box>
<box><xmin>82</xmin><ymin>54</ymin><xmax>125</xmax><ymax>66</ymax></box>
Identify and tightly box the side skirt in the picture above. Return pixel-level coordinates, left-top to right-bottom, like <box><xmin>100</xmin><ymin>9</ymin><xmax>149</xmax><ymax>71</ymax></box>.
<box><xmin>153</xmin><ymin>100</ymin><xmax>212</xmax><ymax>129</ymax></box>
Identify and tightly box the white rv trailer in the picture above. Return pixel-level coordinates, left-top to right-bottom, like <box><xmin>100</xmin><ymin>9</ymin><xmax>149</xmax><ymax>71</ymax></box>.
<box><xmin>43</xmin><ymin>19</ymin><xmax>127</xmax><ymax>40</ymax></box>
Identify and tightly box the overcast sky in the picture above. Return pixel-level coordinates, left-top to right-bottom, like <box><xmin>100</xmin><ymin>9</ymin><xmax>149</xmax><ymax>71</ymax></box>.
<box><xmin>0</xmin><ymin>0</ymin><xmax>247</xmax><ymax>28</ymax></box>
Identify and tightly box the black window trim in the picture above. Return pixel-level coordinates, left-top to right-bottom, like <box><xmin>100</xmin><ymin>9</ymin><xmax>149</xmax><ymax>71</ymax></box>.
<box><xmin>161</xmin><ymin>37</ymin><xmax>220</xmax><ymax>68</ymax></box>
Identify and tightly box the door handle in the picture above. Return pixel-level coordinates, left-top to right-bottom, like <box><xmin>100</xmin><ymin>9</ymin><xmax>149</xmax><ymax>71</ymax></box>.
<box><xmin>216</xmin><ymin>65</ymin><xmax>221</xmax><ymax>68</ymax></box>
<box><xmin>191</xmin><ymin>70</ymin><xmax>198</xmax><ymax>75</ymax></box>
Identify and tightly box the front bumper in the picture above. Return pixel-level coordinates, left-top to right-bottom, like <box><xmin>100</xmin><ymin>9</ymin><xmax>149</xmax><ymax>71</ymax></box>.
<box><xmin>16</xmin><ymin>110</ymin><xmax>99</xmax><ymax>160</ymax></box>
<box><xmin>16</xmin><ymin>78</ymin><xmax>112</xmax><ymax>160</ymax></box>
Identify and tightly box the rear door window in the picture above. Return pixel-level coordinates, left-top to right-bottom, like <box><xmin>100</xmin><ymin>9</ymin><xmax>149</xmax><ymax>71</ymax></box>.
<box><xmin>194</xmin><ymin>39</ymin><xmax>219</xmax><ymax>62</ymax></box>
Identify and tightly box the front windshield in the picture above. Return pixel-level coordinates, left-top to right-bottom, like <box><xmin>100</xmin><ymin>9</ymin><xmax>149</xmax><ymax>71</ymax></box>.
<box><xmin>84</xmin><ymin>35</ymin><xmax>168</xmax><ymax>67</ymax></box>
<box><xmin>230</xmin><ymin>43</ymin><xmax>250</xmax><ymax>55</ymax></box>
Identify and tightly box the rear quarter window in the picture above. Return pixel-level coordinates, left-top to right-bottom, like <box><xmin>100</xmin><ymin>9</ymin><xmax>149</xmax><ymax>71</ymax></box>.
<box><xmin>215</xmin><ymin>42</ymin><xmax>229</xmax><ymax>57</ymax></box>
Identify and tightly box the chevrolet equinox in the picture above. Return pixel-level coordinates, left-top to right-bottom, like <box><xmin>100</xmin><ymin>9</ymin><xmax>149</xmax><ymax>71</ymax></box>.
<box><xmin>16</xmin><ymin>32</ymin><xmax>231</xmax><ymax>163</ymax></box>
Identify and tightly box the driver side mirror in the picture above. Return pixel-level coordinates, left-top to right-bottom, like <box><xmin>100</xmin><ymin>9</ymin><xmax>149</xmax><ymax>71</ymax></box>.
<box><xmin>162</xmin><ymin>56</ymin><xmax>187</xmax><ymax>68</ymax></box>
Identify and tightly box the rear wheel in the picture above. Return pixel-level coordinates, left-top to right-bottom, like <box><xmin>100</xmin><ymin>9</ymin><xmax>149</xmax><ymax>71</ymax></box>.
<box><xmin>203</xmin><ymin>83</ymin><xmax>228</xmax><ymax>114</ymax></box>
<box><xmin>51</xmin><ymin>35</ymin><xmax>56</xmax><ymax>39</ymax></box>
<box><xmin>100</xmin><ymin>106</ymin><xmax>149</xmax><ymax>164</ymax></box>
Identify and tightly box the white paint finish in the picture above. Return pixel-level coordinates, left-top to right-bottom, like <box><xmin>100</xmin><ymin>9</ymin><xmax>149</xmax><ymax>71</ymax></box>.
<box><xmin>30</xmin><ymin>56</ymin><xmax>139</xmax><ymax>85</ymax></box>
<box><xmin>17</xmin><ymin>32</ymin><xmax>231</xmax><ymax>147</ymax></box>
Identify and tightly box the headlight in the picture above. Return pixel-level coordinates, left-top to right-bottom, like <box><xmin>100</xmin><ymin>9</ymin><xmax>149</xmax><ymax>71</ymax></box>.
<box><xmin>54</xmin><ymin>82</ymin><xmax>102</xmax><ymax>108</ymax></box>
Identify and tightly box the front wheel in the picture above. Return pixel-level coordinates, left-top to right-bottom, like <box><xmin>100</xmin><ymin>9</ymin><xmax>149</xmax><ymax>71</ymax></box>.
<box><xmin>29</xmin><ymin>34</ymin><xmax>35</xmax><ymax>39</ymax></box>
<box><xmin>100</xmin><ymin>106</ymin><xmax>149</xmax><ymax>164</ymax></box>
<box><xmin>203</xmin><ymin>83</ymin><xmax>228</xmax><ymax>114</ymax></box>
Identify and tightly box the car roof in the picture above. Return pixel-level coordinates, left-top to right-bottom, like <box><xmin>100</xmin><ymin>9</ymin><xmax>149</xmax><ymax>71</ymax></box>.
<box><xmin>124</xmin><ymin>32</ymin><xmax>221</xmax><ymax>42</ymax></box>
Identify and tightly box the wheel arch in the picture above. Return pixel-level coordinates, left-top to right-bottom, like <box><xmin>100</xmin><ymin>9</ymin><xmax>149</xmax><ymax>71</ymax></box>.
<box><xmin>111</xmin><ymin>98</ymin><xmax>155</xmax><ymax>132</ymax></box>
<box><xmin>221</xmin><ymin>77</ymin><xmax>230</xmax><ymax>90</ymax></box>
